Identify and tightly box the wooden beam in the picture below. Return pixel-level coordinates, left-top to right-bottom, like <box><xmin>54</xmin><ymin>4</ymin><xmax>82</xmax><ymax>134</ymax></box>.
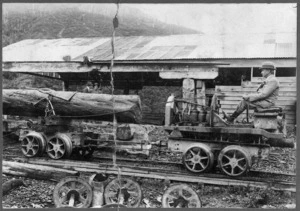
<box><xmin>21</xmin><ymin>72</ymin><xmax>64</xmax><ymax>81</ymax></box>
<box><xmin>159</xmin><ymin>67</ymin><xmax>218</xmax><ymax>79</ymax></box>
<box><xmin>2</xmin><ymin>62</ymin><xmax>98</xmax><ymax>73</ymax></box>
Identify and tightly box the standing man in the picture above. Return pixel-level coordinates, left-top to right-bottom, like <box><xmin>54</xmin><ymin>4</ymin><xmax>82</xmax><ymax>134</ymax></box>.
<box><xmin>224</xmin><ymin>62</ymin><xmax>279</xmax><ymax>123</ymax></box>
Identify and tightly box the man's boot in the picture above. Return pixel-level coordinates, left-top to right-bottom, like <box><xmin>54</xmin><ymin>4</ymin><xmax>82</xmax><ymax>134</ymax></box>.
<box><xmin>224</xmin><ymin>111</ymin><xmax>240</xmax><ymax>124</ymax></box>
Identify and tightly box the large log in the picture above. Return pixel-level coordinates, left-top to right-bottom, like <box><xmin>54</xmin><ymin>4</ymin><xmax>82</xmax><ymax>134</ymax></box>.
<box><xmin>2</xmin><ymin>160</ymin><xmax>79</xmax><ymax>181</ymax></box>
<box><xmin>2</xmin><ymin>89</ymin><xmax>142</xmax><ymax>123</ymax></box>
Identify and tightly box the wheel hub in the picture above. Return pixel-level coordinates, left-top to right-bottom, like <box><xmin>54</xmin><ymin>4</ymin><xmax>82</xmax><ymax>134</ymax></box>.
<box><xmin>193</xmin><ymin>155</ymin><xmax>201</xmax><ymax>162</ymax></box>
<box><xmin>229</xmin><ymin>158</ymin><xmax>238</xmax><ymax>167</ymax></box>
<box><xmin>53</xmin><ymin>145</ymin><xmax>60</xmax><ymax>151</ymax></box>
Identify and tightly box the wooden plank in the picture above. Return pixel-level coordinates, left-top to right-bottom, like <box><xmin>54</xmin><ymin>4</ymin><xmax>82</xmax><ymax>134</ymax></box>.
<box><xmin>252</xmin><ymin>77</ymin><xmax>296</xmax><ymax>83</ymax></box>
<box><xmin>242</xmin><ymin>82</ymin><xmax>296</xmax><ymax>88</ymax></box>
<box><xmin>220</xmin><ymin>104</ymin><xmax>295</xmax><ymax>111</ymax></box>
<box><xmin>216</xmin><ymin>86</ymin><xmax>296</xmax><ymax>92</ymax></box>
<box><xmin>218</xmin><ymin>96</ymin><xmax>297</xmax><ymax>101</ymax></box>
<box><xmin>217</xmin><ymin>92</ymin><xmax>296</xmax><ymax>97</ymax></box>
<box><xmin>219</xmin><ymin>100</ymin><xmax>296</xmax><ymax>106</ymax></box>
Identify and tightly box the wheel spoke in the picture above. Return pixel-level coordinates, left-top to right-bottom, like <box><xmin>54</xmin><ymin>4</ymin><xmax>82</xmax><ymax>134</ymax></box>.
<box><xmin>71</xmin><ymin>181</ymin><xmax>76</xmax><ymax>189</ymax></box>
<box><xmin>192</xmin><ymin>163</ymin><xmax>196</xmax><ymax>170</ymax></box>
<box><xmin>28</xmin><ymin>136</ymin><xmax>34</xmax><ymax>143</ymax></box>
<box><xmin>230</xmin><ymin>167</ymin><xmax>235</xmax><ymax>175</ymax></box>
<box><xmin>24</xmin><ymin>137</ymin><xmax>30</xmax><ymax>144</ymax></box>
<box><xmin>31</xmin><ymin>148</ymin><xmax>38</xmax><ymax>154</ymax></box>
<box><xmin>57</xmin><ymin>148</ymin><xmax>65</xmax><ymax>154</ymax></box>
<box><xmin>124</xmin><ymin>181</ymin><xmax>133</xmax><ymax>189</ymax></box>
<box><xmin>200</xmin><ymin>156</ymin><xmax>208</xmax><ymax>160</ymax></box>
<box><xmin>189</xmin><ymin>150</ymin><xmax>196</xmax><ymax>156</ymax></box>
<box><xmin>233</xmin><ymin>150</ymin><xmax>236</xmax><ymax>158</ymax></box>
<box><xmin>178</xmin><ymin>188</ymin><xmax>183</xmax><ymax>197</ymax></box>
<box><xmin>236</xmin><ymin>164</ymin><xmax>245</xmax><ymax>171</ymax></box>
<box><xmin>223</xmin><ymin>154</ymin><xmax>231</xmax><ymax>160</ymax></box>
<box><xmin>28</xmin><ymin>148</ymin><xmax>35</xmax><ymax>155</ymax></box>
<box><xmin>198</xmin><ymin>161</ymin><xmax>205</xmax><ymax>169</ymax></box>
<box><xmin>222</xmin><ymin>162</ymin><xmax>231</xmax><ymax>167</ymax></box>
<box><xmin>196</xmin><ymin>148</ymin><xmax>201</xmax><ymax>156</ymax></box>
<box><xmin>79</xmin><ymin>195</ymin><xmax>87</xmax><ymax>203</ymax></box>
<box><xmin>77</xmin><ymin>186</ymin><xmax>86</xmax><ymax>195</ymax></box>
<box><xmin>237</xmin><ymin>157</ymin><xmax>246</xmax><ymax>162</ymax></box>
<box><xmin>22</xmin><ymin>147</ymin><xmax>29</xmax><ymax>153</ymax></box>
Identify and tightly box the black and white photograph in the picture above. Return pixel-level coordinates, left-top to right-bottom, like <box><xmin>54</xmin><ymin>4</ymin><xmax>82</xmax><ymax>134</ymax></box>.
<box><xmin>2</xmin><ymin>2</ymin><xmax>297</xmax><ymax>209</ymax></box>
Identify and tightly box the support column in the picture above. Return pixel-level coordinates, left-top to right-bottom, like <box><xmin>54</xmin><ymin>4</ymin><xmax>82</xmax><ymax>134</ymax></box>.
<box><xmin>196</xmin><ymin>80</ymin><xmax>206</xmax><ymax>109</ymax></box>
<box><xmin>182</xmin><ymin>78</ymin><xmax>195</xmax><ymax>114</ymax></box>
<box><xmin>62</xmin><ymin>81</ymin><xmax>69</xmax><ymax>91</ymax></box>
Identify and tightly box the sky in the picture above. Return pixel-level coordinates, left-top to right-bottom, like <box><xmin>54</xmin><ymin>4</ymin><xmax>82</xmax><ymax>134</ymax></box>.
<box><xmin>132</xmin><ymin>4</ymin><xmax>297</xmax><ymax>35</ymax></box>
<box><xmin>3</xmin><ymin>3</ymin><xmax>297</xmax><ymax>35</ymax></box>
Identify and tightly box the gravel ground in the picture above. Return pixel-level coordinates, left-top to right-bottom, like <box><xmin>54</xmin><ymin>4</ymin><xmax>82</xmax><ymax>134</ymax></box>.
<box><xmin>2</xmin><ymin>174</ymin><xmax>295</xmax><ymax>209</ymax></box>
<box><xmin>2</xmin><ymin>126</ymin><xmax>296</xmax><ymax>208</ymax></box>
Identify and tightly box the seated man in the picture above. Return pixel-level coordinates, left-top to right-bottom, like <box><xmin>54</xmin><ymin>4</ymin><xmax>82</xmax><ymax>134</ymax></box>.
<box><xmin>82</xmin><ymin>81</ymin><xmax>93</xmax><ymax>93</ymax></box>
<box><xmin>224</xmin><ymin>62</ymin><xmax>279</xmax><ymax>123</ymax></box>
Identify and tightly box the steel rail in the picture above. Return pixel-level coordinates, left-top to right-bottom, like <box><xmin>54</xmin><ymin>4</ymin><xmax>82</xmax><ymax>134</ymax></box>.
<box><xmin>14</xmin><ymin>157</ymin><xmax>296</xmax><ymax>193</ymax></box>
<box><xmin>92</xmin><ymin>155</ymin><xmax>296</xmax><ymax>177</ymax></box>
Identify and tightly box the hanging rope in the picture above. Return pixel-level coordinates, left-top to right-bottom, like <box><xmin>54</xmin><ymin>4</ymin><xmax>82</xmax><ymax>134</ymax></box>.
<box><xmin>110</xmin><ymin>0</ymin><xmax>123</xmax><ymax>207</ymax></box>
<box><xmin>110</xmin><ymin>0</ymin><xmax>120</xmax><ymax>169</ymax></box>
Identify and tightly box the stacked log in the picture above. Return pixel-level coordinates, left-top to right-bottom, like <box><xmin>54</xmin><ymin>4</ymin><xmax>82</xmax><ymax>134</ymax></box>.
<box><xmin>2</xmin><ymin>89</ymin><xmax>142</xmax><ymax>123</ymax></box>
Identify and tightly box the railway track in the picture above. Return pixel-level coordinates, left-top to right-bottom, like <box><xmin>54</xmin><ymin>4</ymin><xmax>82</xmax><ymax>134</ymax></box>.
<box><xmin>90</xmin><ymin>155</ymin><xmax>296</xmax><ymax>182</ymax></box>
<box><xmin>14</xmin><ymin>157</ymin><xmax>296</xmax><ymax>193</ymax></box>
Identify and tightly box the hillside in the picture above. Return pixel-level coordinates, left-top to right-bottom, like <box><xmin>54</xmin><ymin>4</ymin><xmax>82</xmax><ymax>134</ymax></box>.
<box><xmin>2</xmin><ymin>7</ymin><xmax>199</xmax><ymax>114</ymax></box>
<box><xmin>2</xmin><ymin>7</ymin><xmax>199</xmax><ymax>47</ymax></box>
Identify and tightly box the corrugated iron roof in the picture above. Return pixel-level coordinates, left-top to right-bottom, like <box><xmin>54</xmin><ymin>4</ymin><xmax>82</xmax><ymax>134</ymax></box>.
<box><xmin>3</xmin><ymin>33</ymin><xmax>296</xmax><ymax>62</ymax></box>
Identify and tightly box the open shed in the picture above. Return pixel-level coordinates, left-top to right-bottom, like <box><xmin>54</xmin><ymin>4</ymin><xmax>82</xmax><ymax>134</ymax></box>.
<box><xmin>3</xmin><ymin>33</ymin><xmax>296</xmax><ymax>125</ymax></box>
